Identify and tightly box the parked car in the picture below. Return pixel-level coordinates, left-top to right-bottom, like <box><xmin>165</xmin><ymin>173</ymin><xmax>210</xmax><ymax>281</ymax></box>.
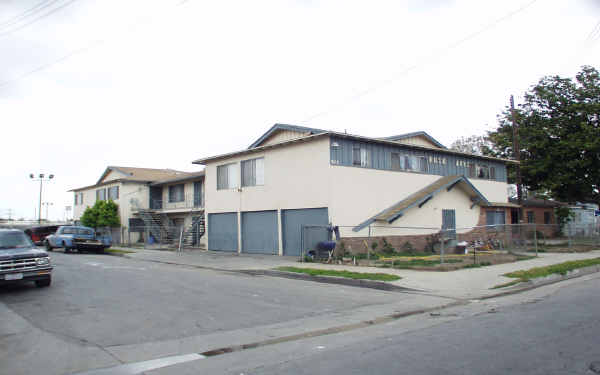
<box><xmin>0</xmin><ymin>229</ymin><xmax>52</xmax><ymax>287</ymax></box>
<box><xmin>44</xmin><ymin>225</ymin><xmax>112</xmax><ymax>253</ymax></box>
<box><xmin>24</xmin><ymin>225</ymin><xmax>59</xmax><ymax>246</ymax></box>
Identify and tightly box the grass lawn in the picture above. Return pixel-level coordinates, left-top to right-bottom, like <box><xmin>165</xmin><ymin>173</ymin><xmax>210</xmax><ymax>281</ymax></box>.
<box><xmin>275</xmin><ymin>266</ymin><xmax>401</xmax><ymax>281</ymax></box>
<box><xmin>492</xmin><ymin>257</ymin><xmax>600</xmax><ymax>289</ymax></box>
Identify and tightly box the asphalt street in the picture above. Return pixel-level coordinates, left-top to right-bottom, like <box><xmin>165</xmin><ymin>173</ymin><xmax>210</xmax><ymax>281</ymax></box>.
<box><xmin>150</xmin><ymin>273</ymin><xmax>600</xmax><ymax>375</ymax></box>
<box><xmin>0</xmin><ymin>250</ymin><xmax>441</xmax><ymax>375</ymax></box>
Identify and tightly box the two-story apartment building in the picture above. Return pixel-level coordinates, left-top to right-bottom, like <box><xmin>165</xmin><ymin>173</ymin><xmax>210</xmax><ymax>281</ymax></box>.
<box><xmin>70</xmin><ymin>166</ymin><xmax>205</xmax><ymax>246</ymax></box>
<box><xmin>192</xmin><ymin>124</ymin><xmax>517</xmax><ymax>256</ymax></box>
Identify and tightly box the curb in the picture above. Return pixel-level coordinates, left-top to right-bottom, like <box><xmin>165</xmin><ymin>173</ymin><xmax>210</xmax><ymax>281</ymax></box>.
<box><xmin>482</xmin><ymin>264</ymin><xmax>600</xmax><ymax>299</ymax></box>
<box><xmin>244</xmin><ymin>269</ymin><xmax>420</xmax><ymax>293</ymax></box>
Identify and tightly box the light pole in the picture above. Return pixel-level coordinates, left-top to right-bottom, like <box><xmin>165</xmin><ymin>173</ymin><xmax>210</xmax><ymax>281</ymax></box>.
<box><xmin>29</xmin><ymin>173</ymin><xmax>54</xmax><ymax>224</ymax></box>
<box><xmin>42</xmin><ymin>202</ymin><xmax>53</xmax><ymax>221</ymax></box>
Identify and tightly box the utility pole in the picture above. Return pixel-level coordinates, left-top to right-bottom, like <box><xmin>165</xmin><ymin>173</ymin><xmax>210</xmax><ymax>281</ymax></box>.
<box><xmin>510</xmin><ymin>95</ymin><xmax>524</xmax><ymax>223</ymax></box>
<box><xmin>30</xmin><ymin>173</ymin><xmax>54</xmax><ymax>224</ymax></box>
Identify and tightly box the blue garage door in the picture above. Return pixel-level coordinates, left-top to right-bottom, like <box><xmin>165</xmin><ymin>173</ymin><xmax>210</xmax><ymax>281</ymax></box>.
<box><xmin>282</xmin><ymin>208</ymin><xmax>329</xmax><ymax>256</ymax></box>
<box><xmin>242</xmin><ymin>210</ymin><xmax>278</xmax><ymax>255</ymax></box>
<box><xmin>208</xmin><ymin>213</ymin><xmax>238</xmax><ymax>252</ymax></box>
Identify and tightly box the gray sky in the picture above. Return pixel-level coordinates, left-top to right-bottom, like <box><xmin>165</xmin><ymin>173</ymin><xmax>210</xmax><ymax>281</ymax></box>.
<box><xmin>1</xmin><ymin>0</ymin><xmax>599</xmax><ymax>221</ymax></box>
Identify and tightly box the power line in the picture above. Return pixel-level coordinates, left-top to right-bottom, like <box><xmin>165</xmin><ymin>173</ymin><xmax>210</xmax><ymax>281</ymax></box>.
<box><xmin>303</xmin><ymin>0</ymin><xmax>539</xmax><ymax>123</ymax></box>
<box><xmin>0</xmin><ymin>0</ymin><xmax>57</xmax><ymax>30</ymax></box>
<box><xmin>0</xmin><ymin>0</ymin><xmax>193</xmax><ymax>90</ymax></box>
<box><xmin>585</xmin><ymin>19</ymin><xmax>600</xmax><ymax>43</ymax></box>
<box><xmin>0</xmin><ymin>0</ymin><xmax>83</xmax><ymax>38</ymax></box>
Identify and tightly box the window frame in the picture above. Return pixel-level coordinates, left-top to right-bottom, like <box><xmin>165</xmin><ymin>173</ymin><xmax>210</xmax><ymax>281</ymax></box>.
<box><xmin>217</xmin><ymin>162</ymin><xmax>239</xmax><ymax>190</ymax></box>
<box><xmin>168</xmin><ymin>184</ymin><xmax>185</xmax><ymax>203</ymax></box>
<box><xmin>108</xmin><ymin>186</ymin><xmax>119</xmax><ymax>200</ymax></box>
<box><xmin>241</xmin><ymin>157</ymin><xmax>265</xmax><ymax>187</ymax></box>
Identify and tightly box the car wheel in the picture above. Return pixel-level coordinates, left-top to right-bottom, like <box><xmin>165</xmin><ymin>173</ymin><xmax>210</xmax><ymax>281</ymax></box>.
<box><xmin>45</xmin><ymin>240</ymin><xmax>53</xmax><ymax>251</ymax></box>
<box><xmin>35</xmin><ymin>277</ymin><xmax>51</xmax><ymax>288</ymax></box>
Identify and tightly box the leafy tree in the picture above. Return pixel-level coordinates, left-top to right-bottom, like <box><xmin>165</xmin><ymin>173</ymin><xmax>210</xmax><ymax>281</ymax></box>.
<box><xmin>449</xmin><ymin>135</ymin><xmax>494</xmax><ymax>156</ymax></box>
<box><xmin>80</xmin><ymin>200</ymin><xmax>121</xmax><ymax>228</ymax></box>
<box><xmin>487</xmin><ymin>66</ymin><xmax>600</xmax><ymax>204</ymax></box>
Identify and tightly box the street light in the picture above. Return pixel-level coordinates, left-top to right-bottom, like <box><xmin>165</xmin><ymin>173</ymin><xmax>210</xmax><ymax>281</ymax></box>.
<box><xmin>30</xmin><ymin>173</ymin><xmax>54</xmax><ymax>224</ymax></box>
<box><xmin>42</xmin><ymin>202</ymin><xmax>53</xmax><ymax>221</ymax></box>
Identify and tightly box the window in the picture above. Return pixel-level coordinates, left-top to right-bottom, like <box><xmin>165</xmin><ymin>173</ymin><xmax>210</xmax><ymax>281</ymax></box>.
<box><xmin>352</xmin><ymin>146</ymin><xmax>370</xmax><ymax>167</ymax></box>
<box><xmin>168</xmin><ymin>184</ymin><xmax>185</xmax><ymax>202</ymax></box>
<box><xmin>78</xmin><ymin>228</ymin><xmax>93</xmax><ymax>235</ymax></box>
<box><xmin>96</xmin><ymin>188</ymin><xmax>106</xmax><ymax>201</ymax></box>
<box><xmin>79</xmin><ymin>193</ymin><xmax>83</xmax><ymax>205</ymax></box>
<box><xmin>331</xmin><ymin>142</ymin><xmax>340</xmax><ymax>165</ymax></box>
<box><xmin>241</xmin><ymin>157</ymin><xmax>265</xmax><ymax>187</ymax></box>
<box><xmin>527</xmin><ymin>211</ymin><xmax>535</xmax><ymax>223</ymax></box>
<box><xmin>486</xmin><ymin>211</ymin><xmax>506</xmax><ymax>226</ymax></box>
<box><xmin>108</xmin><ymin>186</ymin><xmax>119</xmax><ymax>200</ymax></box>
<box><xmin>490</xmin><ymin>167</ymin><xmax>496</xmax><ymax>180</ymax></box>
<box><xmin>467</xmin><ymin>163</ymin><xmax>476</xmax><ymax>178</ymax></box>
<box><xmin>391</xmin><ymin>153</ymin><xmax>402</xmax><ymax>171</ymax></box>
<box><xmin>404</xmin><ymin>155</ymin><xmax>418</xmax><ymax>171</ymax></box>
<box><xmin>476</xmin><ymin>165</ymin><xmax>489</xmax><ymax>179</ymax></box>
<box><xmin>217</xmin><ymin>163</ymin><xmax>239</xmax><ymax>190</ymax></box>
<box><xmin>418</xmin><ymin>156</ymin><xmax>428</xmax><ymax>173</ymax></box>
<box><xmin>74</xmin><ymin>194</ymin><xmax>78</xmax><ymax>206</ymax></box>
<box><xmin>544</xmin><ymin>211</ymin><xmax>551</xmax><ymax>224</ymax></box>
<box><xmin>62</xmin><ymin>227</ymin><xmax>76</xmax><ymax>234</ymax></box>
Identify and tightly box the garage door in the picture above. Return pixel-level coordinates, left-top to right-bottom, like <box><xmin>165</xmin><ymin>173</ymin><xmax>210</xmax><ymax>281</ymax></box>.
<box><xmin>208</xmin><ymin>213</ymin><xmax>238</xmax><ymax>252</ymax></box>
<box><xmin>241</xmin><ymin>210</ymin><xmax>278</xmax><ymax>254</ymax></box>
<box><xmin>282</xmin><ymin>208</ymin><xmax>329</xmax><ymax>256</ymax></box>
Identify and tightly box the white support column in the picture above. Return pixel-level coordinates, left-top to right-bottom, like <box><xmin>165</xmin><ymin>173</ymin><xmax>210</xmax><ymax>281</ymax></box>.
<box><xmin>237</xmin><ymin>211</ymin><xmax>242</xmax><ymax>254</ymax></box>
<box><xmin>277</xmin><ymin>209</ymin><xmax>283</xmax><ymax>256</ymax></box>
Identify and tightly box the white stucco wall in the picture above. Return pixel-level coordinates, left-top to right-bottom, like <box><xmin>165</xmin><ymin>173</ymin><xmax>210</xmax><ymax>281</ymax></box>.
<box><xmin>205</xmin><ymin>137</ymin><xmax>331</xmax><ymax>214</ymax></box>
<box><xmin>72</xmin><ymin>182</ymin><xmax>148</xmax><ymax>228</ymax></box>
<box><xmin>204</xmin><ymin>135</ymin><xmax>511</xmax><ymax>252</ymax></box>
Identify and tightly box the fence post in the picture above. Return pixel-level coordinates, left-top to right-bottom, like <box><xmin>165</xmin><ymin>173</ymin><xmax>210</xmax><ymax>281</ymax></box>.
<box><xmin>440</xmin><ymin>229</ymin><xmax>444</xmax><ymax>265</ymax></box>
<box><xmin>568</xmin><ymin>224</ymin><xmax>572</xmax><ymax>248</ymax></box>
<box><xmin>533</xmin><ymin>223</ymin><xmax>538</xmax><ymax>257</ymax></box>
<box><xmin>367</xmin><ymin>225</ymin><xmax>371</xmax><ymax>261</ymax></box>
<box><xmin>178</xmin><ymin>227</ymin><xmax>184</xmax><ymax>254</ymax></box>
<box><xmin>300</xmin><ymin>224</ymin><xmax>304</xmax><ymax>263</ymax></box>
<box><xmin>144</xmin><ymin>227</ymin><xmax>149</xmax><ymax>249</ymax></box>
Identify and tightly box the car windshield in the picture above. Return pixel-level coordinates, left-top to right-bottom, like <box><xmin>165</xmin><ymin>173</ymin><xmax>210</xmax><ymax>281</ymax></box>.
<box><xmin>0</xmin><ymin>231</ymin><xmax>34</xmax><ymax>249</ymax></box>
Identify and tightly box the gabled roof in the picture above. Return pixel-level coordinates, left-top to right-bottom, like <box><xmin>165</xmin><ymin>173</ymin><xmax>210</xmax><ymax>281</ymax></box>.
<box><xmin>193</xmin><ymin>130</ymin><xmax>517</xmax><ymax>165</ymax></box>
<box><xmin>151</xmin><ymin>171</ymin><xmax>205</xmax><ymax>187</ymax></box>
<box><xmin>247</xmin><ymin>123</ymin><xmax>327</xmax><ymax>149</ymax></box>
<box><xmin>96</xmin><ymin>166</ymin><xmax>192</xmax><ymax>185</ymax></box>
<box><xmin>353</xmin><ymin>175</ymin><xmax>489</xmax><ymax>232</ymax></box>
<box><xmin>382</xmin><ymin>131</ymin><xmax>446</xmax><ymax>149</ymax></box>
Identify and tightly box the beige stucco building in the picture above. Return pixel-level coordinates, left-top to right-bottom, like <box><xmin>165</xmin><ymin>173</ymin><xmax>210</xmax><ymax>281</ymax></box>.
<box><xmin>193</xmin><ymin>124</ymin><xmax>517</xmax><ymax>256</ymax></box>
<box><xmin>70</xmin><ymin>166</ymin><xmax>205</xmax><ymax>245</ymax></box>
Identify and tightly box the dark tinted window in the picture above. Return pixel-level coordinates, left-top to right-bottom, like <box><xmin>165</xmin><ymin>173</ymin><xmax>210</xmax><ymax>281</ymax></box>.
<box><xmin>0</xmin><ymin>231</ymin><xmax>33</xmax><ymax>249</ymax></box>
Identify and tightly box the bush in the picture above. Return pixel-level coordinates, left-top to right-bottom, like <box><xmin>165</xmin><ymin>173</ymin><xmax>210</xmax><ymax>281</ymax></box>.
<box><xmin>81</xmin><ymin>200</ymin><xmax>120</xmax><ymax>228</ymax></box>
<box><xmin>381</xmin><ymin>237</ymin><xmax>395</xmax><ymax>254</ymax></box>
<box><xmin>401</xmin><ymin>241</ymin><xmax>415</xmax><ymax>252</ymax></box>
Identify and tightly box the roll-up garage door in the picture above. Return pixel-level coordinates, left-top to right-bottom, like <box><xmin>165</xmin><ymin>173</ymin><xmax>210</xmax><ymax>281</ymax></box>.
<box><xmin>241</xmin><ymin>210</ymin><xmax>278</xmax><ymax>254</ymax></box>
<box><xmin>282</xmin><ymin>208</ymin><xmax>329</xmax><ymax>256</ymax></box>
<box><xmin>207</xmin><ymin>213</ymin><xmax>238</xmax><ymax>252</ymax></box>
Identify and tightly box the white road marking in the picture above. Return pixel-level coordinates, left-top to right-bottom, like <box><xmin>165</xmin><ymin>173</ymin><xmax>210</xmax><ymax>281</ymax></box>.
<box><xmin>73</xmin><ymin>353</ymin><xmax>205</xmax><ymax>375</ymax></box>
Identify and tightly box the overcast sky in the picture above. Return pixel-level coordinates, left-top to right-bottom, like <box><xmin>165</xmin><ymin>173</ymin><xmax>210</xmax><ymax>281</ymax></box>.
<box><xmin>1</xmin><ymin>0</ymin><xmax>599</xmax><ymax>221</ymax></box>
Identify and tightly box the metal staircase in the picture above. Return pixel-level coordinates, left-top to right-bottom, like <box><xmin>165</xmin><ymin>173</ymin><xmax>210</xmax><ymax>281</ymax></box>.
<box><xmin>181</xmin><ymin>214</ymin><xmax>206</xmax><ymax>247</ymax></box>
<box><xmin>131</xmin><ymin>198</ymin><xmax>204</xmax><ymax>248</ymax></box>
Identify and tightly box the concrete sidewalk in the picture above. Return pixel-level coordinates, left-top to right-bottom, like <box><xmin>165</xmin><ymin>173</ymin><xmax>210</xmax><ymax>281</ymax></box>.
<box><xmin>119</xmin><ymin>247</ymin><xmax>600</xmax><ymax>299</ymax></box>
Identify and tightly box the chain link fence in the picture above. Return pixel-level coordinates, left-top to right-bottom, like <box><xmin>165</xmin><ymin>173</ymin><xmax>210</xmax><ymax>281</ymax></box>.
<box><xmin>127</xmin><ymin>225</ymin><xmax>205</xmax><ymax>251</ymax></box>
<box><xmin>300</xmin><ymin>223</ymin><xmax>600</xmax><ymax>268</ymax></box>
